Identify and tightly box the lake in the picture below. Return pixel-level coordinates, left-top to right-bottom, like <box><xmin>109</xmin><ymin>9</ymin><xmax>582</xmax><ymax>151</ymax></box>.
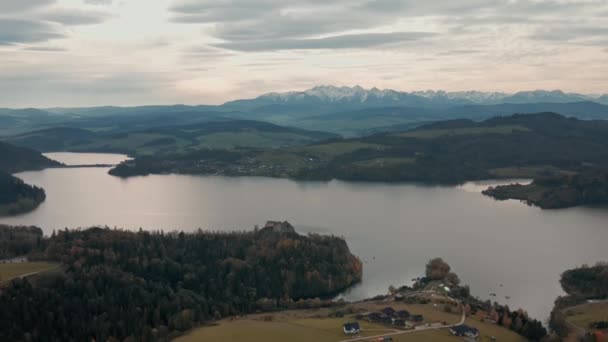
<box><xmin>2</xmin><ymin>152</ymin><xmax>608</xmax><ymax>322</ymax></box>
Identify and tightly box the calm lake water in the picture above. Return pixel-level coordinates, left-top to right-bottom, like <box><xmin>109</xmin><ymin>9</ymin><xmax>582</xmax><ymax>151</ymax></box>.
<box><xmin>3</xmin><ymin>152</ymin><xmax>608</xmax><ymax>322</ymax></box>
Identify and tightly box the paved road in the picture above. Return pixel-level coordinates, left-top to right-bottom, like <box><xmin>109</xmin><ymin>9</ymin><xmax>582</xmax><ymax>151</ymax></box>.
<box><xmin>339</xmin><ymin>302</ymin><xmax>465</xmax><ymax>342</ymax></box>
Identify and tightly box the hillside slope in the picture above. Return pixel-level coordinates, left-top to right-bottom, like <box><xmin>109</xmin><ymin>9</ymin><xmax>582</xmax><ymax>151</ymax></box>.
<box><xmin>110</xmin><ymin>113</ymin><xmax>608</xmax><ymax>183</ymax></box>
<box><xmin>8</xmin><ymin>120</ymin><xmax>339</xmax><ymax>156</ymax></box>
<box><xmin>0</xmin><ymin>172</ymin><xmax>46</xmax><ymax>217</ymax></box>
<box><xmin>0</xmin><ymin>141</ymin><xmax>61</xmax><ymax>173</ymax></box>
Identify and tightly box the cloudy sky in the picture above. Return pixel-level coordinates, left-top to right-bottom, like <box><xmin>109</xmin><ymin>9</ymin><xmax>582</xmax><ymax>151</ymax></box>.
<box><xmin>1</xmin><ymin>0</ymin><xmax>607</xmax><ymax>107</ymax></box>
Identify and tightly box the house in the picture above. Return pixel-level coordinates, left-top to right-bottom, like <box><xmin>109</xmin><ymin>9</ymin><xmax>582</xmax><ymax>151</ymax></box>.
<box><xmin>368</xmin><ymin>312</ymin><xmax>384</xmax><ymax>322</ymax></box>
<box><xmin>343</xmin><ymin>322</ymin><xmax>361</xmax><ymax>335</ymax></box>
<box><xmin>382</xmin><ymin>307</ymin><xmax>396</xmax><ymax>317</ymax></box>
<box><xmin>396</xmin><ymin>310</ymin><xmax>410</xmax><ymax>319</ymax></box>
<box><xmin>392</xmin><ymin>319</ymin><xmax>406</xmax><ymax>327</ymax></box>
<box><xmin>410</xmin><ymin>314</ymin><xmax>424</xmax><ymax>323</ymax></box>
<box><xmin>450</xmin><ymin>325</ymin><xmax>480</xmax><ymax>339</ymax></box>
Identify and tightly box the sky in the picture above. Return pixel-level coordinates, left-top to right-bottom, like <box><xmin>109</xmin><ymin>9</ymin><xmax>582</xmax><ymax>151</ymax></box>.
<box><xmin>0</xmin><ymin>0</ymin><xmax>607</xmax><ymax>107</ymax></box>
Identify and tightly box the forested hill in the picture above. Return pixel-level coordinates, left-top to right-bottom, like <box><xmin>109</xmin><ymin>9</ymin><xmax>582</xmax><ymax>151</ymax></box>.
<box><xmin>0</xmin><ymin>172</ymin><xmax>46</xmax><ymax>216</ymax></box>
<box><xmin>0</xmin><ymin>225</ymin><xmax>362</xmax><ymax>341</ymax></box>
<box><xmin>483</xmin><ymin>170</ymin><xmax>608</xmax><ymax>209</ymax></box>
<box><xmin>0</xmin><ymin>141</ymin><xmax>61</xmax><ymax>173</ymax></box>
<box><xmin>110</xmin><ymin>113</ymin><xmax>608</xmax><ymax>183</ymax></box>
<box><xmin>549</xmin><ymin>263</ymin><xmax>608</xmax><ymax>339</ymax></box>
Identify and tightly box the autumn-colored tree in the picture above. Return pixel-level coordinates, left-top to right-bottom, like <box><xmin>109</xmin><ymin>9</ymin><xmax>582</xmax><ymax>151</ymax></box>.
<box><xmin>445</xmin><ymin>272</ymin><xmax>460</xmax><ymax>285</ymax></box>
<box><xmin>513</xmin><ymin>316</ymin><xmax>524</xmax><ymax>332</ymax></box>
<box><xmin>464</xmin><ymin>303</ymin><xmax>472</xmax><ymax>317</ymax></box>
<box><xmin>489</xmin><ymin>307</ymin><xmax>500</xmax><ymax>323</ymax></box>
<box><xmin>501</xmin><ymin>313</ymin><xmax>513</xmax><ymax>328</ymax></box>
<box><xmin>425</xmin><ymin>258</ymin><xmax>451</xmax><ymax>280</ymax></box>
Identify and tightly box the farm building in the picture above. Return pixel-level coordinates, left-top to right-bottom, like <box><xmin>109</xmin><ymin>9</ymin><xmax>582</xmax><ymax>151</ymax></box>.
<box><xmin>411</xmin><ymin>314</ymin><xmax>424</xmax><ymax>322</ymax></box>
<box><xmin>382</xmin><ymin>307</ymin><xmax>396</xmax><ymax>316</ymax></box>
<box><xmin>450</xmin><ymin>325</ymin><xmax>480</xmax><ymax>339</ymax></box>
<box><xmin>396</xmin><ymin>310</ymin><xmax>410</xmax><ymax>318</ymax></box>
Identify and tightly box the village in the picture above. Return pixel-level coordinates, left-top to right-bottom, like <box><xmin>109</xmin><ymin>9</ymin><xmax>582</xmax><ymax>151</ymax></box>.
<box><xmin>177</xmin><ymin>270</ymin><xmax>528</xmax><ymax>342</ymax></box>
<box><xmin>337</xmin><ymin>287</ymin><xmax>475</xmax><ymax>342</ymax></box>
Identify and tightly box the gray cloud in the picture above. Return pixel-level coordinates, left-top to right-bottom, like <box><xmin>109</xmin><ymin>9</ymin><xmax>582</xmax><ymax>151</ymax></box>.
<box><xmin>84</xmin><ymin>0</ymin><xmax>113</xmax><ymax>5</ymax></box>
<box><xmin>172</xmin><ymin>0</ymin><xmax>608</xmax><ymax>55</ymax></box>
<box><xmin>530</xmin><ymin>26</ymin><xmax>608</xmax><ymax>42</ymax></box>
<box><xmin>0</xmin><ymin>19</ymin><xmax>64</xmax><ymax>45</ymax></box>
<box><xmin>213</xmin><ymin>31</ymin><xmax>435</xmax><ymax>51</ymax></box>
<box><xmin>22</xmin><ymin>46</ymin><xmax>68</xmax><ymax>52</ymax></box>
<box><xmin>170</xmin><ymin>1</ymin><xmax>396</xmax><ymax>40</ymax></box>
<box><xmin>36</xmin><ymin>8</ymin><xmax>113</xmax><ymax>26</ymax></box>
<box><xmin>0</xmin><ymin>0</ymin><xmax>55</xmax><ymax>12</ymax></box>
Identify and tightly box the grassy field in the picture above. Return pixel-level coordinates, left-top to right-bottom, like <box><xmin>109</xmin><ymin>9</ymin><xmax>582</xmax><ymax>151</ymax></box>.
<box><xmin>175</xmin><ymin>315</ymin><xmax>395</xmax><ymax>342</ymax></box>
<box><xmin>564</xmin><ymin>302</ymin><xmax>608</xmax><ymax>330</ymax></box>
<box><xmin>175</xmin><ymin>298</ymin><xmax>523</xmax><ymax>342</ymax></box>
<box><xmin>397</xmin><ymin>125</ymin><xmax>530</xmax><ymax>139</ymax></box>
<box><xmin>489</xmin><ymin>166</ymin><xmax>576</xmax><ymax>179</ymax></box>
<box><xmin>353</xmin><ymin>157</ymin><xmax>415</xmax><ymax>168</ymax></box>
<box><xmin>296</xmin><ymin>142</ymin><xmax>385</xmax><ymax>160</ymax></box>
<box><xmin>0</xmin><ymin>262</ymin><xmax>60</xmax><ymax>284</ymax></box>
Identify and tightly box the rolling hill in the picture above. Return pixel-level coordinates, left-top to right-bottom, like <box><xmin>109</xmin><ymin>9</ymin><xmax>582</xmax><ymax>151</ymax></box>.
<box><xmin>0</xmin><ymin>172</ymin><xmax>46</xmax><ymax>217</ymax></box>
<box><xmin>2</xmin><ymin>86</ymin><xmax>608</xmax><ymax>138</ymax></box>
<box><xmin>109</xmin><ymin>112</ymin><xmax>608</xmax><ymax>183</ymax></box>
<box><xmin>0</xmin><ymin>141</ymin><xmax>62</xmax><ymax>174</ymax></box>
<box><xmin>8</xmin><ymin>120</ymin><xmax>339</xmax><ymax>156</ymax></box>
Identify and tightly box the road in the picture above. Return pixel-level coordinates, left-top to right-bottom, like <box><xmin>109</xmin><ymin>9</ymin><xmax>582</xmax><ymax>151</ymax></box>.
<box><xmin>338</xmin><ymin>302</ymin><xmax>465</xmax><ymax>342</ymax></box>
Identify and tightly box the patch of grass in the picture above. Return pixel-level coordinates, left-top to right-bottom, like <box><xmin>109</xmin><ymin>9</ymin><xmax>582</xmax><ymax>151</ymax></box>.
<box><xmin>175</xmin><ymin>316</ymin><xmax>394</xmax><ymax>342</ymax></box>
<box><xmin>465</xmin><ymin>316</ymin><xmax>528</xmax><ymax>342</ymax></box>
<box><xmin>176</xmin><ymin>301</ymin><xmax>463</xmax><ymax>342</ymax></box>
<box><xmin>353</xmin><ymin>157</ymin><xmax>415</xmax><ymax>168</ymax></box>
<box><xmin>0</xmin><ymin>262</ymin><xmax>60</xmax><ymax>284</ymax></box>
<box><xmin>197</xmin><ymin>131</ymin><xmax>317</xmax><ymax>149</ymax></box>
<box><xmin>489</xmin><ymin>166</ymin><xmax>576</xmax><ymax>179</ymax></box>
<box><xmin>393</xmin><ymin>330</ymin><xmax>462</xmax><ymax>341</ymax></box>
<box><xmin>297</xmin><ymin>142</ymin><xmax>385</xmax><ymax>160</ymax></box>
<box><xmin>565</xmin><ymin>302</ymin><xmax>608</xmax><ymax>330</ymax></box>
<box><xmin>397</xmin><ymin>125</ymin><xmax>531</xmax><ymax>139</ymax></box>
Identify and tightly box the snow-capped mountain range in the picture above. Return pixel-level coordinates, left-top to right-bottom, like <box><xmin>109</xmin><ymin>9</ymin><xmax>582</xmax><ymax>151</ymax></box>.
<box><xmin>246</xmin><ymin>85</ymin><xmax>607</xmax><ymax>107</ymax></box>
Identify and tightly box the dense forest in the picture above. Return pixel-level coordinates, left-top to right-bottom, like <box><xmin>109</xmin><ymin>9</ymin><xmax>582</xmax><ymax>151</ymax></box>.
<box><xmin>484</xmin><ymin>170</ymin><xmax>608</xmax><ymax>209</ymax></box>
<box><xmin>548</xmin><ymin>263</ymin><xmax>608</xmax><ymax>338</ymax></box>
<box><xmin>0</xmin><ymin>225</ymin><xmax>43</xmax><ymax>259</ymax></box>
<box><xmin>560</xmin><ymin>263</ymin><xmax>608</xmax><ymax>300</ymax></box>
<box><xmin>109</xmin><ymin>113</ymin><xmax>608</xmax><ymax>183</ymax></box>
<box><xmin>0</xmin><ymin>141</ymin><xmax>61</xmax><ymax>216</ymax></box>
<box><xmin>0</xmin><ymin>141</ymin><xmax>61</xmax><ymax>173</ymax></box>
<box><xmin>0</xmin><ymin>225</ymin><xmax>362</xmax><ymax>341</ymax></box>
<box><xmin>0</xmin><ymin>172</ymin><xmax>46</xmax><ymax>216</ymax></box>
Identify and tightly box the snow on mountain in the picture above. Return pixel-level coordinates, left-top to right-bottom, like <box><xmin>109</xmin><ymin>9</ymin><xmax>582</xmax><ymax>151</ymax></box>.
<box><xmin>502</xmin><ymin>90</ymin><xmax>590</xmax><ymax>104</ymax></box>
<box><xmin>238</xmin><ymin>86</ymin><xmax>602</xmax><ymax>108</ymax></box>
<box><xmin>411</xmin><ymin>90</ymin><xmax>509</xmax><ymax>104</ymax></box>
<box><xmin>597</xmin><ymin>94</ymin><xmax>608</xmax><ymax>105</ymax></box>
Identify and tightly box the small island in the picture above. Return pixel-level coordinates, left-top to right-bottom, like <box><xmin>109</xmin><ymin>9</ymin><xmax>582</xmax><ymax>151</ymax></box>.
<box><xmin>483</xmin><ymin>170</ymin><xmax>608</xmax><ymax>209</ymax></box>
<box><xmin>0</xmin><ymin>172</ymin><xmax>46</xmax><ymax>216</ymax></box>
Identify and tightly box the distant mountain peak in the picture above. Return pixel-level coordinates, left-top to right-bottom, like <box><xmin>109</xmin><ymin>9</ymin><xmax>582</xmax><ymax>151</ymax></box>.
<box><xmin>235</xmin><ymin>85</ymin><xmax>602</xmax><ymax>108</ymax></box>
